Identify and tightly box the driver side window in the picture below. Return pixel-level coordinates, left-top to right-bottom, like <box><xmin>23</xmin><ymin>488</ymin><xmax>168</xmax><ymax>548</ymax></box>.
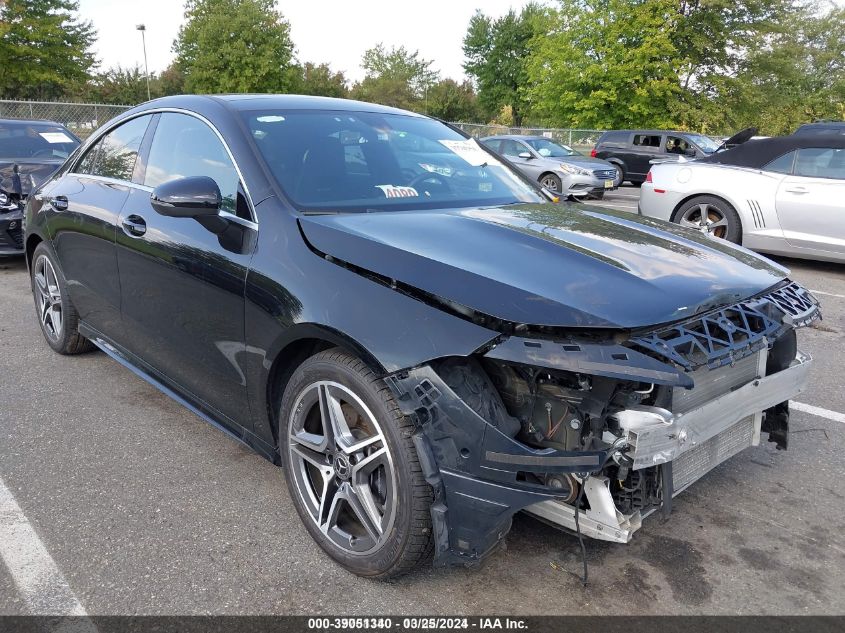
<box><xmin>144</xmin><ymin>113</ymin><xmax>247</xmax><ymax>219</ymax></box>
<box><xmin>500</xmin><ymin>140</ymin><xmax>526</xmax><ymax>157</ymax></box>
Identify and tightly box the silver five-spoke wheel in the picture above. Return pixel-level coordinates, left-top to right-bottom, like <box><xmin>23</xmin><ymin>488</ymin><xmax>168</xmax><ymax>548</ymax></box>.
<box><xmin>33</xmin><ymin>254</ymin><xmax>63</xmax><ymax>341</ymax></box>
<box><xmin>288</xmin><ymin>381</ymin><xmax>397</xmax><ymax>556</ymax></box>
<box><xmin>678</xmin><ymin>203</ymin><xmax>729</xmax><ymax>239</ymax></box>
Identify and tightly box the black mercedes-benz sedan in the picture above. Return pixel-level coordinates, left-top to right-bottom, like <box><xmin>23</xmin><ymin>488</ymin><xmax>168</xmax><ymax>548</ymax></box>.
<box><xmin>25</xmin><ymin>95</ymin><xmax>819</xmax><ymax>578</ymax></box>
<box><xmin>1</xmin><ymin>118</ymin><xmax>80</xmax><ymax>255</ymax></box>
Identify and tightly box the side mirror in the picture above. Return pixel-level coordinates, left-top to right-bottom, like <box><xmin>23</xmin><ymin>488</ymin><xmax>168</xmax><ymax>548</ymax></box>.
<box><xmin>518</xmin><ymin>152</ymin><xmax>534</xmax><ymax>160</ymax></box>
<box><xmin>151</xmin><ymin>176</ymin><xmax>222</xmax><ymax>218</ymax></box>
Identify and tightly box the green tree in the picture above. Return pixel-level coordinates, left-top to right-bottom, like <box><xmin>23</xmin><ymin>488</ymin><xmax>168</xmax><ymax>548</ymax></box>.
<box><xmin>713</xmin><ymin>5</ymin><xmax>845</xmax><ymax>135</ymax></box>
<box><xmin>351</xmin><ymin>44</ymin><xmax>438</xmax><ymax>111</ymax></box>
<box><xmin>525</xmin><ymin>0</ymin><xmax>682</xmax><ymax>129</ymax></box>
<box><xmin>425</xmin><ymin>79</ymin><xmax>480</xmax><ymax>122</ymax></box>
<box><xmin>82</xmin><ymin>66</ymin><xmax>154</xmax><ymax>105</ymax></box>
<box><xmin>0</xmin><ymin>0</ymin><xmax>96</xmax><ymax>100</ymax></box>
<box><xmin>462</xmin><ymin>4</ymin><xmax>546</xmax><ymax>126</ymax></box>
<box><xmin>173</xmin><ymin>0</ymin><xmax>296</xmax><ymax>93</ymax></box>
<box><xmin>295</xmin><ymin>62</ymin><xmax>348</xmax><ymax>98</ymax></box>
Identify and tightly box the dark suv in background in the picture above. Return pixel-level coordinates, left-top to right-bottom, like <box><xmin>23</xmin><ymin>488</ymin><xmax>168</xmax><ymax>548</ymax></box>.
<box><xmin>793</xmin><ymin>121</ymin><xmax>845</xmax><ymax>136</ymax></box>
<box><xmin>591</xmin><ymin>130</ymin><xmax>720</xmax><ymax>185</ymax></box>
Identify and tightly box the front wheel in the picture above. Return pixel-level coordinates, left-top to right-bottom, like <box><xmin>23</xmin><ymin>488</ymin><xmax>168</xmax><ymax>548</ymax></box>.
<box><xmin>30</xmin><ymin>242</ymin><xmax>94</xmax><ymax>355</ymax></box>
<box><xmin>672</xmin><ymin>195</ymin><xmax>742</xmax><ymax>243</ymax></box>
<box><xmin>539</xmin><ymin>173</ymin><xmax>562</xmax><ymax>193</ymax></box>
<box><xmin>279</xmin><ymin>349</ymin><xmax>433</xmax><ymax>578</ymax></box>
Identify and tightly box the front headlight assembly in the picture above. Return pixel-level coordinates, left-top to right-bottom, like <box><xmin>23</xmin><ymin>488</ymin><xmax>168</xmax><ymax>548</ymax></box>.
<box><xmin>558</xmin><ymin>163</ymin><xmax>591</xmax><ymax>176</ymax></box>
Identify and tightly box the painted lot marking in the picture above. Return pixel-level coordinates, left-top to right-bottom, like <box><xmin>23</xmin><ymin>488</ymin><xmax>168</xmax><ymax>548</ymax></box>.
<box><xmin>0</xmin><ymin>475</ymin><xmax>95</xmax><ymax>627</ymax></box>
<box><xmin>809</xmin><ymin>289</ymin><xmax>845</xmax><ymax>299</ymax></box>
<box><xmin>792</xmin><ymin>401</ymin><xmax>845</xmax><ymax>424</ymax></box>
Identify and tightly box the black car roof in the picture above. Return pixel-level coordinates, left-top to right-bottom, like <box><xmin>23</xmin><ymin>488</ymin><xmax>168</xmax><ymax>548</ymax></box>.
<box><xmin>0</xmin><ymin>118</ymin><xmax>69</xmax><ymax>127</ymax></box>
<box><xmin>210</xmin><ymin>94</ymin><xmax>424</xmax><ymax>117</ymax></box>
<box><xmin>699</xmin><ymin>134</ymin><xmax>845</xmax><ymax>168</ymax></box>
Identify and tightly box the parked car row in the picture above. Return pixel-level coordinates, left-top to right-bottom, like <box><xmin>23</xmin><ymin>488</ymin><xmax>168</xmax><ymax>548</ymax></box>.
<box><xmin>0</xmin><ymin>118</ymin><xmax>80</xmax><ymax>255</ymax></box>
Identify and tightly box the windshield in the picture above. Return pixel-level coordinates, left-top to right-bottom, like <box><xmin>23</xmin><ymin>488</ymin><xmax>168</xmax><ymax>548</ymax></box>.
<box><xmin>525</xmin><ymin>138</ymin><xmax>579</xmax><ymax>157</ymax></box>
<box><xmin>0</xmin><ymin>121</ymin><xmax>79</xmax><ymax>159</ymax></box>
<box><xmin>685</xmin><ymin>133</ymin><xmax>720</xmax><ymax>153</ymax></box>
<box><xmin>242</xmin><ymin>110</ymin><xmax>545</xmax><ymax>212</ymax></box>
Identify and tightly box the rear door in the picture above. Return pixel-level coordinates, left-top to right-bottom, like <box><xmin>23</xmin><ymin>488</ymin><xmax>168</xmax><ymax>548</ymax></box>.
<box><xmin>116</xmin><ymin>111</ymin><xmax>257</xmax><ymax>428</ymax></box>
<box><xmin>46</xmin><ymin>114</ymin><xmax>153</xmax><ymax>339</ymax></box>
<box><xmin>776</xmin><ymin>147</ymin><xmax>845</xmax><ymax>254</ymax></box>
<box><xmin>627</xmin><ymin>133</ymin><xmax>663</xmax><ymax>179</ymax></box>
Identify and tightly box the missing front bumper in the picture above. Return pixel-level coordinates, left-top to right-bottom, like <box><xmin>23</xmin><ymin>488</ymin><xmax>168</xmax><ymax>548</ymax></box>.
<box><xmin>525</xmin><ymin>350</ymin><xmax>812</xmax><ymax>543</ymax></box>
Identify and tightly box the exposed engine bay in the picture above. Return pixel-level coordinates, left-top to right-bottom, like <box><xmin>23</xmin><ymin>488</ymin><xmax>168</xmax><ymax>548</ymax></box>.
<box><xmin>386</xmin><ymin>280</ymin><xmax>820</xmax><ymax>567</ymax></box>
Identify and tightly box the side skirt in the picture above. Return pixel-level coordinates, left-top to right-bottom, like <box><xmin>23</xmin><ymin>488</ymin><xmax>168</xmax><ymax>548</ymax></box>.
<box><xmin>78</xmin><ymin>322</ymin><xmax>278</xmax><ymax>464</ymax></box>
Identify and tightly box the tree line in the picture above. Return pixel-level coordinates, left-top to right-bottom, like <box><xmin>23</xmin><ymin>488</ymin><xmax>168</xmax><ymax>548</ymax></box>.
<box><xmin>0</xmin><ymin>0</ymin><xmax>842</xmax><ymax>135</ymax></box>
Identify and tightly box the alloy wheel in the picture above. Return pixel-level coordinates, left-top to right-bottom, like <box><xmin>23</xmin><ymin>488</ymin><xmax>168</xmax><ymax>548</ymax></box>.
<box><xmin>287</xmin><ymin>381</ymin><xmax>397</xmax><ymax>556</ymax></box>
<box><xmin>613</xmin><ymin>165</ymin><xmax>623</xmax><ymax>187</ymax></box>
<box><xmin>679</xmin><ymin>203</ymin><xmax>729</xmax><ymax>239</ymax></box>
<box><xmin>33</xmin><ymin>255</ymin><xmax>63</xmax><ymax>341</ymax></box>
<box><xmin>540</xmin><ymin>175</ymin><xmax>560</xmax><ymax>192</ymax></box>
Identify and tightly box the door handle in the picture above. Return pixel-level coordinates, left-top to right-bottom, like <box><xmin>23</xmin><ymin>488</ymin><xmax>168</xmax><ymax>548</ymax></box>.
<box><xmin>784</xmin><ymin>186</ymin><xmax>809</xmax><ymax>194</ymax></box>
<box><xmin>122</xmin><ymin>215</ymin><xmax>147</xmax><ymax>237</ymax></box>
<box><xmin>50</xmin><ymin>196</ymin><xmax>68</xmax><ymax>211</ymax></box>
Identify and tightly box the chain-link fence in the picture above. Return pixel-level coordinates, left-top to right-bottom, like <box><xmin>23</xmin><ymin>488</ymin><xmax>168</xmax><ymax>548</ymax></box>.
<box><xmin>452</xmin><ymin>122</ymin><xmax>604</xmax><ymax>152</ymax></box>
<box><xmin>0</xmin><ymin>100</ymin><xmax>131</xmax><ymax>139</ymax></box>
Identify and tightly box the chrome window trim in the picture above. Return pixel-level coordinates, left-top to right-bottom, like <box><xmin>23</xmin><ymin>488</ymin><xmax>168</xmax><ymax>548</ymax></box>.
<box><xmin>69</xmin><ymin>107</ymin><xmax>259</xmax><ymax>224</ymax></box>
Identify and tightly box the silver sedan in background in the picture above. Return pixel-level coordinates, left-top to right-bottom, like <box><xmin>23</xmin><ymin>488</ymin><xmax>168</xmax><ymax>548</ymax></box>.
<box><xmin>481</xmin><ymin>135</ymin><xmax>618</xmax><ymax>199</ymax></box>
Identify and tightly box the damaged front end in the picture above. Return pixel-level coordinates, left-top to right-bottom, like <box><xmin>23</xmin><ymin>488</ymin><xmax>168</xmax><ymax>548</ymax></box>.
<box><xmin>385</xmin><ymin>280</ymin><xmax>819</xmax><ymax>567</ymax></box>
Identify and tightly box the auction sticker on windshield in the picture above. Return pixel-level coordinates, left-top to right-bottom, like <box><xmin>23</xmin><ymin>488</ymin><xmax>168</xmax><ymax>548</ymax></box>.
<box><xmin>376</xmin><ymin>185</ymin><xmax>419</xmax><ymax>198</ymax></box>
<box><xmin>439</xmin><ymin>139</ymin><xmax>500</xmax><ymax>167</ymax></box>
<box><xmin>38</xmin><ymin>132</ymin><xmax>74</xmax><ymax>144</ymax></box>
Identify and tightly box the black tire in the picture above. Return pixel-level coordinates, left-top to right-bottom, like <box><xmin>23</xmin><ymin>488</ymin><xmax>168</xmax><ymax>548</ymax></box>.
<box><xmin>30</xmin><ymin>241</ymin><xmax>95</xmax><ymax>355</ymax></box>
<box><xmin>612</xmin><ymin>164</ymin><xmax>624</xmax><ymax>187</ymax></box>
<box><xmin>632</xmin><ymin>181</ymin><xmax>643</xmax><ymax>188</ymax></box>
<box><xmin>672</xmin><ymin>195</ymin><xmax>742</xmax><ymax>243</ymax></box>
<box><xmin>589</xmin><ymin>190</ymin><xmax>605</xmax><ymax>200</ymax></box>
<box><xmin>279</xmin><ymin>348</ymin><xmax>433</xmax><ymax>578</ymax></box>
<box><xmin>538</xmin><ymin>173</ymin><xmax>562</xmax><ymax>194</ymax></box>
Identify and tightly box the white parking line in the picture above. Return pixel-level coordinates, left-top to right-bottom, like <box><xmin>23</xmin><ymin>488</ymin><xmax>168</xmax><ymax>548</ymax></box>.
<box><xmin>792</xmin><ymin>401</ymin><xmax>845</xmax><ymax>424</ymax></box>
<box><xmin>0</xmin><ymin>475</ymin><xmax>95</xmax><ymax>626</ymax></box>
<box><xmin>809</xmin><ymin>289</ymin><xmax>845</xmax><ymax>299</ymax></box>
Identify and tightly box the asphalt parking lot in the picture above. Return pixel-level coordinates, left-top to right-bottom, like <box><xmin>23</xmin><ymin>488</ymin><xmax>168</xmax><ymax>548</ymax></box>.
<box><xmin>1</xmin><ymin>195</ymin><xmax>844</xmax><ymax>616</ymax></box>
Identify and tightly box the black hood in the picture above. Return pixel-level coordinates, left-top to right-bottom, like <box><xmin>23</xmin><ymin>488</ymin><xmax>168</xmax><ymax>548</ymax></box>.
<box><xmin>299</xmin><ymin>204</ymin><xmax>788</xmax><ymax>330</ymax></box>
<box><xmin>0</xmin><ymin>159</ymin><xmax>65</xmax><ymax>197</ymax></box>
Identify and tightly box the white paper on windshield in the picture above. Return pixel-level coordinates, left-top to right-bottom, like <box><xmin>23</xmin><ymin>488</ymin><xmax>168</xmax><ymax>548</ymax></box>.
<box><xmin>39</xmin><ymin>132</ymin><xmax>73</xmax><ymax>144</ymax></box>
<box><xmin>375</xmin><ymin>185</ymin><xmax>419</xmax><ymax>198</ymax></box>
<box><xmin>438</xmin><ymin>139</ymin><xmax>500</xmax><ymax>167</ymax></box>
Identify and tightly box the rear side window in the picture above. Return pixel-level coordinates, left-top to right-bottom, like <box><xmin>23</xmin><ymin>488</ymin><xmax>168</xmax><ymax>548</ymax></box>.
<box><xmin>144</xmin><ymin>113</ymin><xmax>242</xmax><ymax>217</ymax></box>
<box><xmin>763</xmin><ymin>151</ymin><xmax>795</xmax><ymax>174</ymax></box>
<box><xmin>598</xmin><ymin>131</ymin><xmax>628</xmax><ymax>147</ymax></box>
<box><xmin>76</xmin><ymin>115</ymin><xmax>151</xmax><ymax>182</ymax></box>
<box><xmin>633</xmin><ymin>134</ymin><xmax>661</xmax><ymax>148</ymax></box>
<box><xmin>794</xmin><ymin>147</ymin><xmax>845</xmax><ymax>180</ymax></box>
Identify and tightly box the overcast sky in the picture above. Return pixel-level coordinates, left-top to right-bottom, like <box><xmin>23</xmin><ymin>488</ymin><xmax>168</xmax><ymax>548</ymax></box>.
<box><xmin>76</xmin><ymin>0</ymin><xmax>537</xmax><ymax>82</ymax></box>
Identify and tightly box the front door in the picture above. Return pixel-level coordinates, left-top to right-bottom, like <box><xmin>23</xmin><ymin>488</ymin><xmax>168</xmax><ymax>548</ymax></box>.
<box><xmin>776</xmin><ymin>146</ymin><xmax>845</xmax><ymax>255</ymax></box>
<box><xmin>116</xmin><ymin>112</ymin><xmax>257</xmax><ymax>428</ymax></box>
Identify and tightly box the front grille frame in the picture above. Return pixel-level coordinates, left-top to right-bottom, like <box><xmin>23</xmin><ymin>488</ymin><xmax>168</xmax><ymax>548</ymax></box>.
<box><xmin>627</xmin><ymin>281</ymin><xmax>819</xmax><ymax>371</ymax></box>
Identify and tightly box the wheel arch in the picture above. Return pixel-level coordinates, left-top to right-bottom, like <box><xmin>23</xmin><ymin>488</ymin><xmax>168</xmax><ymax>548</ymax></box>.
<box><xmin>264</xmin><ymin>323</ymin><xmax>386</xmax><ymax>446</ymax></box>
<box><xmin>25</xmin><ymin>233</ymin><xmax>43</xmax><ymax>269</ymax></box>
<box><xmin>670</xmin><ymin>192</ymin><xmax>745</xmax><ymax>241</ymax></box>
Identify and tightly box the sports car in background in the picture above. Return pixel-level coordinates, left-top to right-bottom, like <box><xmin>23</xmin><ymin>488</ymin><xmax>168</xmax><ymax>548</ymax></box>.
<box><xmin>639</xmin><ymin>134</ymin><xmax>845</xmax><ymax>263</ymax></box>
<box><xmin>0</xmin><ymin>118</ymin><xmax>80</xmax><ymax>255</ymax></box>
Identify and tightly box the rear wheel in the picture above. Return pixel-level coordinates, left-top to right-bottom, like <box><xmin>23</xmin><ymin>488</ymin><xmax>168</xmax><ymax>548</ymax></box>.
<box><xmin>672</xmin><ymin>195</ymin><xmax>742</xmax><ymax>243</ymax></box>
<box><xmin>30</xmin><ymin>242</ymin><xmax>94</xmax><ymax>355</ymax></box>
<box><xmin>279</xmin><ymin>348</ymin><xmax>433</xmax><ymax>578</ymax></box>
